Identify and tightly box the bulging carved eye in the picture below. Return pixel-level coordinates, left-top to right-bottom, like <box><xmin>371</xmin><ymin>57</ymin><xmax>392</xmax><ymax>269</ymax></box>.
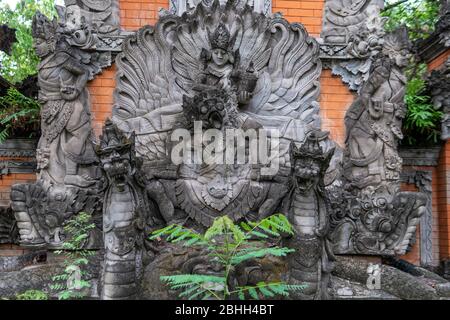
<box><xmin>201</xmin><ymin>106</ymin><xmax>208</xmax><ymax>114</ymax></box>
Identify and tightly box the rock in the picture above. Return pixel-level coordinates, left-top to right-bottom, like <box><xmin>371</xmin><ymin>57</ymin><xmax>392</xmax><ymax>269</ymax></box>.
<box><xmin>436</xmin><ymin>283</ymin><xmax>450</xmax><ymax>297</ymax></box>
<box><xmin>0</xmin><ymin>263</ymin><xmax>62</xmax><ymax>298</ymax></box>
<box><xmin>330</xmin><ymin>275</ymin><xmax>399</xmax><ymax>300</ymax></box>
<box><xmin>333</xmin><ymin>256</ymin><xmax>440</xmax><ymax>300</ymax></box>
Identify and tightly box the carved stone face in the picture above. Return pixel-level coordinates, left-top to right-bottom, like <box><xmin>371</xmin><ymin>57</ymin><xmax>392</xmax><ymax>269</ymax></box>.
<box><xmin>100</xmin><ymin>145</ymin><xmax>132</xmax><ymax>189</ymax></box>
<box><xmin>392</xmin><ymin>49</ymin><xmax>410</xmax><ymax>68</ymax></box>
<box><xmin>65</xmin><ymin>5</ymin><xmax>83</xmax><ymax>30</ymax></box>
<box><xmin>293</xmin><ymin>158</ymin><xmax>320</xmax><ymax>194</ymax></box>
<box><xmin>211</xmin><ymin>48</ymin><xmax>229</xmax><ymax>67</ymax></box>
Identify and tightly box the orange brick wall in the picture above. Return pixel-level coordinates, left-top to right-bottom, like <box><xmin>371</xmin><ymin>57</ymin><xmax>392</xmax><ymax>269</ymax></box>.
<box><xmin>437</xmin><ymin>141</ymin><xmax>450</xmax><ymax>260</ymax></box>
<box><xmin>0</xmin><ymin>157</ymin><xmax>36</xmax><ymax>208</ymax></box>
<box><xmin>319</xmin><ymin>70</ymin><xmax>355</xmax><ymax>146</ymax></box>
<box><xmin>120</xmin><ymin>0</ymin><xmax>168</xmax><ymax>31</ymax></box>
<box><xmin>272</xmin><ymin>0</ymin><xmax>325</xmax><ymax>36</ymax></box>
<box><xmin>89</xmin><ymin>65</ymin><xmax>117</xmax><ymax>136</ymax></box>
<box><xmin>427</xmin><ymin>51</ymin><xmax>450</xmax><ymax>262</ymax></box>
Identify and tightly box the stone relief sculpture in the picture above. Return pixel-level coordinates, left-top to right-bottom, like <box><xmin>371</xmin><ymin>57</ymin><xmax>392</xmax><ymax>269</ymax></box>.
<box><xmin>167</xmin><ymin>0</ymin><xmax>272</xmax><ymax>16</ymax></box>
<box><xmin>282</xmin><ymin>133</ymin><xmax>336</xmax><ymax>300</ymax></box>
<box><xmin>427</xmin><ymin>57</ymin><xmax>450</xmax><ymax>140</ymax></box>
<box><xmin>320</xmin><ymin>0</ymin><xmax>386</xmax><ymax>91</ymax></box>
<box><xmin>329</xmin><ymin>27</ymin><xmax>428</xmax><ymax>255</ymax></box>
<box><xmin>96</xmin><ymin>120</ymin><xmax>159</xmax><ymax>299</ymax></box>
<box><xmin>10</xmin><ymin>10</ymin><xmax>109</xmax><ymax>247</ymax></box>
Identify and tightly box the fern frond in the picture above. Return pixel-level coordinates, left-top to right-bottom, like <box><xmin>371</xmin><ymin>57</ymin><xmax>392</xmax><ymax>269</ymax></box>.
<box><xmin>231</xmin><ymin>247</ymin><xmax>294</xmax><ymax>265</ymax></box>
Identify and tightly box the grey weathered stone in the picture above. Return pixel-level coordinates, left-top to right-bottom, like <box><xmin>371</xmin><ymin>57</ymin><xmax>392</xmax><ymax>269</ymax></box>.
<box><xmin>320</xmin><ymin>0</ymin><xmax>386</xmax><ymax>91</ymax></box>
<box><xmin>329</xmin><ymin>27</ymin><xmax>428</xmax><ymax>256</ymax></box>
<box><xmin>167</xmin><ymin>0</ymin><xmax>272</xmax><ymax>16</ymax></box>
<box><xmin>0</xmin><ymin>139</ymin><xmax>37</xmax><ymax>158</ymax></box>
<box><xmin>333</xmin><ymin>256</ymin><xmax>440</xmax><ymax>300</ymax></box>
<box><xmin>436</xmin><ymin>283</ymin><xmax>450</xmax><ymax>297</ymax></box>
<box><xmin>0</xmin><ymin>250</ymin><xmax>46</xmax><ymax>272</ymax></box>
<box><xmin>427</xmin><ymin>57</ymin><xmax>450</xmax><ymax>140</ymax></box>
<box><xmin>10</xmin><ymin>10</ymin><xmax>107</xmax><ymax>248</ymax></box>
<box><xmin>0</xmin><ymin>263</ymin><xmax>62</xmax><ymax>298</ymax></box>
<box><xmin>399</xmin><ymin>146</ymin><xmax>442</xmax><ymax>166</ymax></box>
<box><xmin>281</xmin><ymin>133</ymin><xmax>336</xmax><ymax>300</ymax></box>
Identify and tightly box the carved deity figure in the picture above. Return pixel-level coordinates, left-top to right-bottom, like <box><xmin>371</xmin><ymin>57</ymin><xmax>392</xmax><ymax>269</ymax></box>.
<box><xmin>344</xmin><ymin>26</ymin><xmax>410</xmax><ymax>190</ymax></box>
<box><xmin>329</xmin><ymin>27</ymin><xmax>428</xmax><ymax>255</ymax></box>
<box><xmin>194</xmin><ymin>23</ymin><xmax>261</xmax><ymax>130</ymax></box>
<box><xmin>33</xmin><ymin>12</ymin><xmax>97</xmax><ymax>188</ymax></box>
<box><xmin>281</xmin><ymin>132</ymin><xmax>335</xmax><ymax>300</ymax></box>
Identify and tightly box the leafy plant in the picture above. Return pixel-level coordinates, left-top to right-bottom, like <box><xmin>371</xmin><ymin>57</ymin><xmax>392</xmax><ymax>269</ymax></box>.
<box><xmin>150</xmin><ymin>214</ymin><xmax>305</xmax><ymax>300</ymax></box>
<box><xmin>0</xmin><ymin>0</ymin><xmax>57</xmax><ymax>83</ymax></box>
<box><xmin>402</xmin><ymin>66</ymin><xmax>443</xmax><ymax>146</ymax></box>
<box><xmin>50</xmin><ymin>212</ymin><xmax>95</xmax><ymax>300</ymax></box>
<box><xmin>382</xmin><ymin>0</ymin><xmax>440</xmax><ymax>41</ymax></box>
<box><xmin>16</xmin><ymin>289</ymin><xmax>48</xmax><ymax>300</ymax></box>
<box><xmin>0</xmin><ymin>87</ymin><xmax>40</xmax><ymax>143</ymax></box>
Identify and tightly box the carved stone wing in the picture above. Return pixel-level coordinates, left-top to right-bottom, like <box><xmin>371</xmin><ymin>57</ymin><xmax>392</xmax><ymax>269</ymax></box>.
<box><xmin>247</xmin><ymin>20</ymin><xmax>322</xmax><ymax>127</ymax></box>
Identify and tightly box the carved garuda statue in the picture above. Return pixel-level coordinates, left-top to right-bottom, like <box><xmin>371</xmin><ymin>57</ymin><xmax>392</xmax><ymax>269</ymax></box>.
<box><xmin>329</xmin><ymin>27</ymin><xmax>428</xmax><ymax>255</ymax></box>
<box><xmin>111</xmin><ymin>0</ymin><xmax>336</xmax><ymax>299</ymax></box>
<box><xmin>112</xmin><ymin>0</ymin><xmax>326</xmax><ymax>225</ymax></box>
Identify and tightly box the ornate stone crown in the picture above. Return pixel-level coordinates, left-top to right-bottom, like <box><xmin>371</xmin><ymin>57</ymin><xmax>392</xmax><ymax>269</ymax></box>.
<box><xmin>32</xmin><ymin>11</ymin><xmax>58</xmax><ymax>41</ymax></box>
<box><xmin>382</xmin><ymin>25</ymin><xmax>410</xmax><ymax>55</ymax></box>
<box><xmin>290</xmin><ymin>131</ymin><xmax>332</xmax><ymax>164</ymax></box>
<box><xmin>209</xmin><ymin>23</ymin><xmax>232</xmax><ymax>51</ymax></box>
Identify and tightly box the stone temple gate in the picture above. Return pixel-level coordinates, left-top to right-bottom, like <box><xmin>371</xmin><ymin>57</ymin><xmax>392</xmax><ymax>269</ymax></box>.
<box><xmin>1</xmin><ymin>0</ymin><xmax>450</xmax><ymax>300</ymax></box>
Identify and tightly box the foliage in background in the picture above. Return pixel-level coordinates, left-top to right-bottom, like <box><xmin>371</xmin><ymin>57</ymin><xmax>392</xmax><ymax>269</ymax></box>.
<box><xmin>382</xmin><ymin>0</ymin><xmax>440</xmax><ymax>41</ymax></box>
<box><xmin>0</xmin><ymin>87</ymin><xmax>40</xmax><ymax>143</ymax></box>
<box><xmin>382</xmin><ymin>0</ymin><xmax>442</xmax><ymax>146</ymax></box>
<box><xmin>0</xmin><ymin>0</ymin><xmax>57</xmax><ymax>84</ymax></box>
<box><xmin>15</xmin><ymin>289</ymin><xmax>48</xmax><ymax>300</ymax></box>
<box><xmin>51</xmin><ymin>212</ymin><xmax>95</xmax><ymax>300</ymax></box>
<box><xmin>151</xmin><ymin>214</ymin><xmax>305</xmax><ymax>300</ymax></box>
<box><xmin>402</xmin><ymin>66</ymin><xmax>443</xmax><ymax>145</ymax></box>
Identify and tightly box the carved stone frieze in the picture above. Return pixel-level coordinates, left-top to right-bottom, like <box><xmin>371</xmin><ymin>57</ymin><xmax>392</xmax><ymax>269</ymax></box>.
<box><xmin>427</xmin><ymin>57</ymin><xmax>450</xmax><ymax>140</ymax></box>
<box><xmin>329</xmin><ymin>27</ymin><xmax>428</xmax><ymax>256</ymax></box>
<box><xmin>320</xmin><ymin>0</ymin><xmax>386</xmax><ymax>91</ymax></box>
<box><xmin>166</xmin><ymin>0</ymin><xmax>272</xmax><ymax>16</ymax></box>
<box><xmin>401</xmin><ymin>171</ymin><xmax>433</xmax><ymax>267</ymax></box>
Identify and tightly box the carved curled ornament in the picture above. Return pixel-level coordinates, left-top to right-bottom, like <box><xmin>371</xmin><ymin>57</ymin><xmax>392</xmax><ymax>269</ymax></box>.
<box><xmin>320</xmin><ymin>0</ymin><xmax>386</xmax><ymax>92</ymax></box>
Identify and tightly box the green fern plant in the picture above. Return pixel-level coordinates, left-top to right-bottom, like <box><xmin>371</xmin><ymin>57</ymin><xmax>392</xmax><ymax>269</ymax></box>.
<box><xmin>403</xmin><ymin>76</ymin><xmax>443</xmax><ymax>146</ymax></box>
<box><xmin>150</xmin><ymin>214</ymin><xmax>305</xmax><ymax>300</ymax></box>
<box><xmin>50</xmin><ymin>212</ymin><xmax>95</xmax><ymax>300</ymax></box>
